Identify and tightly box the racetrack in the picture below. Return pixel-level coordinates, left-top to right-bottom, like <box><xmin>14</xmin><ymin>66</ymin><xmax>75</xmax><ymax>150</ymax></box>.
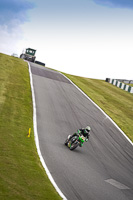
<box><xmin>30</xmin><ymin>62</ymin><xmax>133</xmax><ymax>200</ymax></box>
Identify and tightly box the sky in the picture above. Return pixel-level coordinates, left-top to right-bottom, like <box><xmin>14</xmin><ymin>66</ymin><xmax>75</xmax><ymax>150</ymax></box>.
<box><xmin>0</xmin><ymin>0</ymin><xmax>133</xmax><ymax>80</ymax></box>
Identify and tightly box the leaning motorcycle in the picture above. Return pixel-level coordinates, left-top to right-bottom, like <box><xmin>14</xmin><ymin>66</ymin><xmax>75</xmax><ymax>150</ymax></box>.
<box><xmin>65</xmin><ymin>134</ymin><xmax>86</xmax><ymax>150</ymax></box>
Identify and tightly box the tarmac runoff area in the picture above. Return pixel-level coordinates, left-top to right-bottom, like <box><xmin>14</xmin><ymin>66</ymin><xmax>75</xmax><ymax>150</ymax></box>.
<box><xmin>29</xmin><ymin>62</ymin><xmax>133</xmax><ymax>200</ymax></box>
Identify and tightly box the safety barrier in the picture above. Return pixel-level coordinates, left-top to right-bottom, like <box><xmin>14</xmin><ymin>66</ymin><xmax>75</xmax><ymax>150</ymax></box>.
<box><xmin>106</xmin><ymin>78</ymin><xmax>133</xmax><ymax>94</ymax></box>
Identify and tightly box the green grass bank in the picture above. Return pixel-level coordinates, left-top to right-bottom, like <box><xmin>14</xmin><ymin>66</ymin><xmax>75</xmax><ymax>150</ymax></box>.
<box><xmin>0</xmin><ymin>53</ymin><xmax>61</xmax><ymax>200</ymax></box>
<box><xmin>0</xmin><ymin>52</ymin><xmax>132</xmax><ymax>199</ymax></box>
<box><xmin>62</xmin><ymin>73</ymin><xmax>133</xmax><ymax>142</ymax></box>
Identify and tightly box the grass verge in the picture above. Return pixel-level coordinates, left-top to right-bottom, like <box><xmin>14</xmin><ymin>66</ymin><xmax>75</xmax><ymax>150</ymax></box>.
<box><xmin>0</xmin><ymin>53</ymin><xmax>62</xmax><ymax>200</ymax></box>
<box><xmin>62</xmin><ymin>73</ymin><xmax>133</xmax><ymax>142</ymax></box>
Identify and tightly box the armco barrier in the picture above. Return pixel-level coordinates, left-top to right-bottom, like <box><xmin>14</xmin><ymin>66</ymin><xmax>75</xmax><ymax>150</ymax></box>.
<box><xmin>106</xmin><ymin>78</ymin><xmax>133</xmax><ymax>94</ymax></box>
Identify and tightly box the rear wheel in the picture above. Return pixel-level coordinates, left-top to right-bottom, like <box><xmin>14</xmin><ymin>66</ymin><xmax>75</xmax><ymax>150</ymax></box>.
<box><xmin>20</xmin><ymin>54</ymin><xmax>25</xmax><ymax>59</ymax></box>
<box><xmin>64</xmin><ymin>139</ymin><xmax>68</xmax><ymax>146</ymax></box>
<box><xmin>64</xmin><ymin>135</ymin><xmax>71</xmax><ymax>146</ymax></box>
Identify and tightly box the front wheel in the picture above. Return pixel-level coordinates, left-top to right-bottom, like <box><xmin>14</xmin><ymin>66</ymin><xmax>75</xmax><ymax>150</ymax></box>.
<box><xmin>70</xmin><ymin>142</ymin><xmax>79</xmax><ymax>150</ymax></box>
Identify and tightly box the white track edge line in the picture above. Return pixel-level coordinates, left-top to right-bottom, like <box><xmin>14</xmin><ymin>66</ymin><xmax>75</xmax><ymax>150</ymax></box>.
<box><xmin>28</xmin><ymin>63</ymin><xmax>67</xmax><ymax>200</ymax></box>
<box><xmin>60</xmin><ymin>73</ymin><xmax>133</xmax><ymax>146</ymax></box>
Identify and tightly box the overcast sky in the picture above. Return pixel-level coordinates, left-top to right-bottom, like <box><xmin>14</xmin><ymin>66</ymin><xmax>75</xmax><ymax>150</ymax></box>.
<box><xmin>0</xmin><ymin>0</ymin><xmax>133</xmax><ymax>79</ymax></box>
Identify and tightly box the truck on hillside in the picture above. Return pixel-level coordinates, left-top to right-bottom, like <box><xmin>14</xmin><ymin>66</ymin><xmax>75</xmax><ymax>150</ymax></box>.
<box><xmin>20</xmin><ymin>48</ymin><xmax>36</xmax><ymax>62</ymax></box>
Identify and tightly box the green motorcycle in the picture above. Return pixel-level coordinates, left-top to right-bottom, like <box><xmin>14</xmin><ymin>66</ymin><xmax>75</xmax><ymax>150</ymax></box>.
<box><xmin>65</xmin><ymin>134</ymin><xmax>85</xmax><ymax>150</ymax></box>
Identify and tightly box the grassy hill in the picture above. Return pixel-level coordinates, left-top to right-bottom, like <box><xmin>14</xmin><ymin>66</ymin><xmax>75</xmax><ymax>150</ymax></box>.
<box><xmin>0</xmin><ymin>52</ymin><xmax>132</xmax><ymax>200</ymax></box>
<box><xmin>0</xmin><ymin>53</ymin><xmax>61</xmax><ymax>200</ymax></box>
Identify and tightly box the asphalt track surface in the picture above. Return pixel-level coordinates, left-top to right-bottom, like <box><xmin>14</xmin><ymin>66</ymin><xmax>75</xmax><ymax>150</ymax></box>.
<box><xmin>30</xmin><ymin>62</ymin><xmax>133</xmax><ymax>200</ymax></box>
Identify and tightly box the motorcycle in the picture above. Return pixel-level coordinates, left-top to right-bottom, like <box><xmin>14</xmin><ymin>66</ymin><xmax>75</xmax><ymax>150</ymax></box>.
<box><xmin>65</xmin><ymin>134</ymin><xmax>86</xmax><ymax>150</ymax></box>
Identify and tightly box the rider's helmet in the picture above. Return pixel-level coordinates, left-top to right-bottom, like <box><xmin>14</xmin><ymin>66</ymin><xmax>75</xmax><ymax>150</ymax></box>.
<box><xmin>84</xmin><ymin>126</ymin><xmax>91</xmax><ymax>134</ymax></box>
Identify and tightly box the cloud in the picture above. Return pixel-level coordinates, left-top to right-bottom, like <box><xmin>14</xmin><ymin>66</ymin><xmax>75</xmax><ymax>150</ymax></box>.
<box><xmin>0</xmin><ymin>0</ymin><xmax>35</xmax><ymax>55</ymax></box>
<box><xmin>0</xmin><ymin>24</ymin><xmax>23</xmax><ymax>55</ymax></box>
<box><xmin>0</xmin><ymin>0</ymin><xmax>35</xmax><ymax>29</ymax></box>
<box><xmin>93</xmin><ymin>0</ymin><xmax>133</xmax><ymax>9</ymax></box>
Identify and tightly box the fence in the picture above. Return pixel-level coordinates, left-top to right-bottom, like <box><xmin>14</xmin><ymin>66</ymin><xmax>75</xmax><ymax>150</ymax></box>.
<box><xmin>106</xmin><ymin>78</ymin><xmax>133</xmax><ymax>94</ymax></box>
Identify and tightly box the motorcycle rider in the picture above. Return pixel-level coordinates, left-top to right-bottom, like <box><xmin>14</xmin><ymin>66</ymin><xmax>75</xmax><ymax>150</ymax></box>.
<box><xmin>65</xmin><ymin>126</ymin><xmax>91</xmax><ymax>147</ymax></box>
